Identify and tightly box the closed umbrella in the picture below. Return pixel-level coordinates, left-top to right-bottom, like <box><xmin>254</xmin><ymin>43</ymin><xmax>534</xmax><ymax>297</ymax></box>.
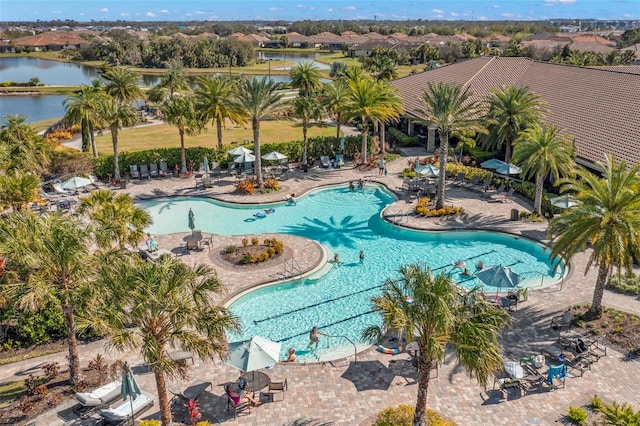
<box><xmin>261</xmin><ymin>151</ymin><xmax>287</xmax><ymax>161</ymax></box>
<box><xmin>475</xmin><ymin>265</ymin><xmax>525</xmax><ymax>296</ymax></box>
<box><xmin>227</xmin><ymin>336</ymin><xmax>281</xmax><ymax>377</ymax></box>
<box><xmin>550</xmin><ymin>194</ymin><xmax>579</xmax><ymax>209</ymax></box>
<box><xmin>203</xmin><ymin>157</ymin><xmax>210</xmax><ymax>174</ymax></box>
<box><xmin>480</xmin><ymin>159</ymin><xmax>507</xmax><ymax>170</ymax></box>
<box><xmin>228</xmin><ymin>146</ymin><xmax>253</xmax><ymax>156</ymax></box>
<box><xmin>188</xmin><ymin>208</ymin><xmax>195</xmax><ymax>231</ymax></box>
<box><xmin>415</xmin><ymin>164</ymin><xmax>440</xmax><ymax>177</ymax></box>
<box><xmin>234</xmin><ymin>153</ymin><xmax>256</xmax><ymax>163</ymax></box>
<box><xmin>495</xmin><ymin>163</ymin><xmax>522</xmax><ymax>175</ymax></box>
<box><xmin>61</xmin><ymin>176</ymin><xmax>93</xmax><ymax>191</ymax></box>
<box><xmin>121</xmin><ymin>362</ymin><xmax>141</xmax><ymax>425</ymax></box>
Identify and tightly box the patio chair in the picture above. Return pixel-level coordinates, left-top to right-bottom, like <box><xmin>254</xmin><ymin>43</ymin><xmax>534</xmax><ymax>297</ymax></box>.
<box><xmin>202</xmin><ymin>176</ymin><xmax>213</xmax><ymax>188</ymax></box>
<box><xmin>452</xmin><ymin>172</ymin><xmax>466</xmax><ymax>186</ymax></box>
<box><xmin>492</xmin><ymin>187</ymin><xmax>515</xmax><ymax>202</ymax></box>
<box><xmin>551</xmin><ymin>309</ymin><xmax>573</xmax><ymax>332</ymax></box>
<box><xmin>320</xmin><ymin>156</ymin><xmax>331</xmax><ymax>168</ymax></box>
<box><xmin>260</xmin><ymin>378</ymin><xmax>287</xmax><ymax>402</ymax></box>
<box><xmin>483</xmin><ymin>183</ymin><xmax>505</xmax><ymax>198</ymax></box>
<box><xmin>335</xmin><ymin>154</ymin><xmax>345</xmax><ymax>167</ymax></box>
<box><xmin>545</xmin><ymin>364</ymin><xmax>567</xmax><ymax>389</ymax></box>
<box><xmin>463</xmin><ymin>175</ymin><xmax>480</xmax><ymax>188</ymax></box>
<box><xmin>519</xmin><ymin>375</ymin><xmax>545</xmax><ymax>396</ymax></box>
<box><xmin>75</xmin><ymin>380</ymin><xmax>121</xmax><ymax>408</ymax></box>
<box><xmin>98</xmin><ymin>391</ymin><xmax>154</xmax><ymax>424</ymax></box>
<box><xmin>140</xmin><ymin>164</ymin><xmax>150</xmax><ymax>179</ymax></box>
<box><xmin>129</xmin><ymin>164</ymin><xmax>141</xmax><ymax>179</ymax></box>
<box><xmin>159</xmin><ymin>161</ymin><xmax>169</xmax><ymax>177</ymax></box>
<box><xmin>224</xmin><ymin>384</ymin><xmax>250</xmax><ymax>418</ymax></box>
<box><xmin>169</xmin><ymin>380</ymin><xmax>212</xmax><ymax>406</ymax></box>
<box><xmin>228</xmin><ymin>162</ymin><xmax>236</xmax><ymax>174</ymax></box>
<box><xmin>149</xmin><ymin>163</ymin><xmax>159</xmax><ymax>178</ymax></box>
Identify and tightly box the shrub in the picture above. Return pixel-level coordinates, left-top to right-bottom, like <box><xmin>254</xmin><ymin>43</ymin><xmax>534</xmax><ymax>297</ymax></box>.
<box><xmin>43</xmin><ymin>362</ymin><xmax>60</xmax><ymax>381</ymax></box>
<box><xmin>601</xmin><ymin>402</ymin><xmax>640</xmax><ymax>424</ymax></box>
<box><xmin>519</xmin><ymin>211</ymin><xmax>544</xmax><ymax>222</ymax></box>
<box><xmin>34</xmin><ymin>384</ymin><xmax>49</xmax><ymax>398</ymax></box>
<box><xmin>387</xmin><ymin>128</ymin><xmax>419</xmax><ymax>146</ymax></box>
<box><xmin>416</xmin><ymin>203</ymin><xmax>464</xmax><ymax>217</ymax></box>
<box><xmin>590</xmin><ymin>395</ymin><xmax>603</xmax><ymax>412</ymax></box>
<box><xmin>24</xmin><ymin>375</ymin><xmax>43</xmax><ymax>395</ymax></box>
<box><xmin>138</xmin><ymin>421</ymin><xmax>161</xmax><ymax>426</ymax></box>
<box><xmin>88</xmin><ymin>354</ymin><xmax>109</xmax><ymax>385</ymax></box>
<box><xmin>235</xmin><ymin>178</ymin><xmax>256</xmax><ymax>195</ymax></box>
<box><xmin>608</xmin><ymin>273</ymin><xmax>640</xmax><ymax>295</ymax></box>
<box><xmin>19</xmin><ymin>395</ymin><xmax>34</xmax><ymax>413</ymax></box>
<box><xmin>224</xmin><ymin>245</ymin><xmax>237</xmax><ymax>254</ymax></box>
<box><xmin>14</xmin><ymin>301</ymin><xmax>66</xmax><ymax>346</ymax></box>
<box><xmin>240</xmin><ymin>254</ymin><xmax>252</xmax><ymax>264</ymax></box>
<box><xmin>373</xmin><ymin>404</ymin><xmax>457</xmax><ymax>426</ymax></box>
<box><xmin>566</xmin><ymin>406</ymin><xmax>587</xmax><ymax>426</ymax></box>
<box><xmin>263</xmin><ymin>178</ymin><xmax>280</xmax><ymax>191</ymax></box>
<box><xmin>401</xmin><ymin>168</ymin><xmax>417</xmax><ymax>179</ymax></box>
<box><xmin>251</xmin><ymin>237</ymin><xmax>259</xmax><ymax>246</ymax></box>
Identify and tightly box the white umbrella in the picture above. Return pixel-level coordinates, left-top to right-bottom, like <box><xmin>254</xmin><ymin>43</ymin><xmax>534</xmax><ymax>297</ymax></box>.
<box><xmin>550</xmin><ymin>194</ymin><xmax>579</xmax><ymax>209</ymax></box>
<box><xmin>495</xmin><ymin>163</ymin><xmax>522</xmax><ymax>175</ymax></box>
<box><xmin>228</xmin><ymin>146</ymin><xmax>253</xmax><ymax>156</ymax></box>
<box><xmin>415</xmin><ymin>164</ymin><xmax>440</xmax><ymax>177</ymax></box>
<box><xmin>234</xmin><ymin>153</ymin><xmax>255</xmax><ymax>163</ymax></box>
<box><xmin>261</xmin><ymin>151</ymin><xmax>287</xmax><ymax>161</ymax></box>
<box><xmin>475</xmin><ymin>265</ymin><xmax>525</xmax><ymax>296</ymax></box>
<box><xmin>227</xmin><ymin>336</ymin><xmax>281</xmax><ymax>373</ymax></box>
<box><xmin>61</xmin><ymin>176</ymin><xmax>93</xmax><ymax>190</ymax></box>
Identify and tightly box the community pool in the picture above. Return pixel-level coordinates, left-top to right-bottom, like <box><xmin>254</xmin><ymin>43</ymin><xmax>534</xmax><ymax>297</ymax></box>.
<box><xmin>140</xmin><ymin>184</ymin><xmax>564</xmax><ymax>361</ymax></box>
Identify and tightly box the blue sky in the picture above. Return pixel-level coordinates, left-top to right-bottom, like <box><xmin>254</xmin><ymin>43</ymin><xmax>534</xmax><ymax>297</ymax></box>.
<box><xmin>2</xmin><ymin>0</ymin><xmax>638</xmax><ymax>22</ymax></box>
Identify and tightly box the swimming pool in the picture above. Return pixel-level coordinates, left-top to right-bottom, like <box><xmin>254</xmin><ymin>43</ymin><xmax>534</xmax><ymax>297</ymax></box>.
<box><xmin>140</xmin><ymin>184</ymin><xmax>564</xmax><ymax>361</ymax></box>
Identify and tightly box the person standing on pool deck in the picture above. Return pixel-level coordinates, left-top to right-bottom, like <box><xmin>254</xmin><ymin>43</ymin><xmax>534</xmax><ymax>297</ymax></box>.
<box><xmin>307</xmin><ymin>326</ymin><xmax>328</xmax><ymax>350</ymax></box>
<box><xmin>378</xmin><ymin>158</ymin><xmax>386</xmax><ymax>176</ymax></box>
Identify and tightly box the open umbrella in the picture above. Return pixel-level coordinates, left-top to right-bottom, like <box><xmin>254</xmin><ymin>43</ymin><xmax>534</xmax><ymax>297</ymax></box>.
<box><xmin>550</xmin><ymin>194</ymin><xmax>579</xmax><ymax>209</ymax></box>
<box><xmin>475</xmin><ymin>265</ymin><xmax>525</xmax><ymax>296</ymax></box>
<box><xmin>480</xmin><ymin>159</ymin><xmax>507</xmax><ymax>170</ymax></box>
<box><xmin>228</xmin><ymin>146</ymin><xmax>253</xmax><ymax>156</ymax></box>
<box><xmin>188</xmin><ymin>208</ymin><xmax>195</xmax><ymax>231</ymax></box>
<box><xmin>495</xmin><ymin>163</ymin><xmax>522</xmax><ymax>175</ymax></box>
<box><xmin>415</xmin><ymin>164</ymin><xmax>440</xmax><ymax>177</ymax></box>
<box><xmin>227</xmin><ymin>336</ymin><xmax>281</xmax><ymax>375</ymax></box>
<box><xmin>261</xmin><ymin>151</ymin><xmax>287</xmax><ymax>161</ymax></box>
<box><xmin>203</xmin><ymin>157</ymin><xmax>210</xmax><ymax>174</ymax></box>
<box><xmin>61</xmin><ymin>176</ymin><xmax>92</xmax><ymax>191</ymax></box>
<box><xmin>121</xmin><ymin>362</ymin><xmax>140</xmax><ymax>424</ymax></box>
<box><xmin>234</xmin><ymin>153</ymin><xmax>256</xmax><ymax>163</ymax></box>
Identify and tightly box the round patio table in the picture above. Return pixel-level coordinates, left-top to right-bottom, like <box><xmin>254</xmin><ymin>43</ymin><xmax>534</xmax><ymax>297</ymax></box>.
<box><xmin>239</xmin><ymin>371</ymin><xmax>270</xmax><ymax>393</ymax></box>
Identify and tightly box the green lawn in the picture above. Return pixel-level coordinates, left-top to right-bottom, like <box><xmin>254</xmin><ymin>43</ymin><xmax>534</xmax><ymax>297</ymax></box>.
<box><xmin>0</xmin><ymin>380</ymin><xmax>27</xmax><ymax>409</ymax></box>
<box><xmin>94</xmin><ymin>120</ymin><xmax>338</xmax><ymax>154</ymax></box>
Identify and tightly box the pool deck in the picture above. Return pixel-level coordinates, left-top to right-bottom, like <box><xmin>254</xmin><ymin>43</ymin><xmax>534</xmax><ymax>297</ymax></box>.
<box><xmin>7</xmin><ymin>154</ymin><xmax>640</xmax><ymax>426</ymax></box>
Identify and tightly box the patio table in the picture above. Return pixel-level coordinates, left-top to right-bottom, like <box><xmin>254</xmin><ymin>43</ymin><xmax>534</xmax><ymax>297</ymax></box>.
<box><xmin>239</xmin><ymin>371</ymin><xmax>270</xmax><ymax>394</ymax></box>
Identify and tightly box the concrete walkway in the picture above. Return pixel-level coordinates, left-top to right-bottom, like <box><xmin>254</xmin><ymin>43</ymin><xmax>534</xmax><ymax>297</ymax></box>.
<box><xmin>5</xmin><ymin>153</ymin><xmax>640</xmax><ymax>426</ymax></box>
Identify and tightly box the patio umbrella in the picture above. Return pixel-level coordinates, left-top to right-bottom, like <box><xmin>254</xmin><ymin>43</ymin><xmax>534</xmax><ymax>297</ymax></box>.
<box><xmin>203</xmin><ymin>157</ymin><xmax>210</xmax><ymax>174</ymax></box>
<box><xmin>227</xmin><ymin>336</ymin><xmax>282</xmax><ymax>376</ymax></box>
<box><xmin>480</xmin><ymin>159</ymin><xmax>507</xmax><ymax>170</ymax></box>
<box><xmin>550</xmin><ymin>194</ymin><xmax>579</xmax><ymax>209</ymax></box>
<box><xmin>188</xmin><ymin>208</ymin><xmax>195</xmax><ymax>231</ymax></box>
<box><xmin>61</xmin><ymin>176</ymin><xmax>92</xmax><ymax>191</ymax></box>
<box><xmin>415</xmin><ymin>164</ymin><xmax>440</xmax><ymax>177</ymax></box>
<box><xmin>234</xmin><ymin>153</ymin><xmax>256</xmax><ymax>163</ymax></box>
<box><xmin>121</xmin><ymin>362</ymin><xmax>141</xmax><ymax>424</ymax></box>
<box><xmin>494</xmin><ymin>163</ymin><xmax>522</xmax><ymax>175</ymax></box>
<box><xmin>261</xmin><ymin>151</ymin><xmax>287</xmax><ymax>161</ymax></box>
<box><xmin>475</xmin><ymin>265</ymin><xmax>525</xmax><ymax>296</ymax></box>
<box><xmin>228</xmin><ymin>146</ymin><xmax>253</xmax><ymax>156</ymax></box>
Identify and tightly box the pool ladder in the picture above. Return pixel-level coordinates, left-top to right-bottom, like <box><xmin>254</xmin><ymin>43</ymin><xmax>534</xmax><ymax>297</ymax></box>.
<box><xmin>280</xmin><ymin>257</ymin><xmax>302</xmax><ymax>280</ymax></box>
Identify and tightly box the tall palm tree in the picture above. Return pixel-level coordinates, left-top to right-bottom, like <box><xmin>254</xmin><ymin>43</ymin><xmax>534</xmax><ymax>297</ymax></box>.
<box><xmin>157</xmin><ymin>64</ymin><xmax>188</xmax><ymax>99</ymax></box>
<box><xmin>64</xmin><ymin>83</ymin><xmax>106</xmax><ymax>157</ymax></box>
<box><xmin>321</xmin><ymin>80</ymin><xmax>350</xmax><ymax>139</ymax></box>
<box><xmin>195</xmin><ymin>75</ymin><xmax>246</xmax><ymax>148</ymax></box>
<box><xmin>483</xmin><ymin>85</ymin><xmax>547</xmax><ymax>163</ymax></box>
<box><xmin>512</xmin><ymin>123</ymin><xmax>575</xmax><ymax>216</ymax></box>
<box><xmin>363</xmin><ymin>264</ymin><xmax>510</xmax><ymax>426</ymax></box>
<box><xmin>343</xmin><ymin>75</ymin><xmax>403</xmax><ymax>165</ymax></box>
<box><xmin>235</xmin><ymin>77</ymin><xmax>289</xmax><ymax>187</ymax></box>
<box><xmin>289</xmin><ymin>62</ymin><xmax>323</xmax><ymax>97</ymax></box>
<box><xmin>0</xmin><ymin>114</ymin><xmax>50</xmax><ymax>173</ymax></box>
<box><xmin>96</xmin><ymin>97</ymin><xmax>138</xmax><ymax>181</ymax></box>
<box><xmin>549</xmin><ymin>156</ymin><xmax>640</xmax><ymax>319</ymax></box>
<box><xmin>417</xmin><ymin>82</ymin><xmax>486</xmax><ymax>209</ymax></box>
<box><xmin>293</xmin><ymin>96</ymin><xmax>324</xmax><ymax>166</ymax></box>
<box><xmin>0</xmin><ymin>212</ymin><xmax>96</xmax><ymax>385</ymax></box>
<box><xmin>85</xmin><ymin>255</ymin><xmax>240</xmax><ymax>426</ymax></box>
<box><xmin>161</xmin><ymin>95</ymin><xmax>205</xmax><ymax>174</ymax></box>
<box><xmin>78</xmin><ymin>189</ymin><xmax>152</xmax><ymax>249</ymax></box>
<box><xmin>102</xmin><ymin>68</ymin><xmax>143</xmax><ymax>104</ymax></box>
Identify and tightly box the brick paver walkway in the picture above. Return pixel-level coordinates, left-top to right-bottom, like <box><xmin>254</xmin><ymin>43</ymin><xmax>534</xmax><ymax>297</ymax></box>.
<box><xmin>5</xmin><ymin>151</ymin><xmax>640</xmax><ymax>426</ymax></box>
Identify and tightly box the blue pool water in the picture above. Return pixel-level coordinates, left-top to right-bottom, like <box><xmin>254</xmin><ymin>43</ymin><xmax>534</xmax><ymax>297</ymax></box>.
<box><xmin>140</xmin><ymin>184</ymin><xmax>563</xmax><ymax>360</ymax></box>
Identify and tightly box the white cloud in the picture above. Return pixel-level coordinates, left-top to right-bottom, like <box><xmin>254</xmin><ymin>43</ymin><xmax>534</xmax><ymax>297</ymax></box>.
<box><xmin>493</xmin><ymin>4</ymin><xmax>500</xmax><ymax>8</ymax></box>
<box><xmin>542</xmin><ymin>0</ymin><xmax>576</xmax><ymax>4</ymax></box>
<box><xmin>623</xmin><ymin>13</ymin><xmax>635</xmax><ymax>18</ymax></box>
<box><xmin>120</xmin><ymin>13</ymin><xmax>129</xmax><ymax>16</ymax></box>
<box><xmin>52</xmin><ymin>10</ymin><xmax>62</xmax><ymax>14</ymax></box>
<box><xmin>146</xmin><ymin>11</ymin><xmax>156</xmax><ymax>17</ymax></box>
<box><xmin>478</xmin><ymin>15</ymin><xmax>488</xmax><ymax>20</ymax></box>
<box><xmin>100</xmin><ymin>7</ymin><xmax>108</xmax><ymax>12</ymax></box>
<box><xmin>432</xmin><ymin>8</ymin><xmax>444</xmax><ymax>14</ymax></box>
<box><xmin>79</xmin><ymin>12</ymin><xmax>84</xmax><ymax>16</ymax></box>
<box><xmin>450</xmin><ymin>12</ymin><xmax>460</xmax><ymax>16</ymax></box>
<box><xmin>328</xmin><ymin>8</ymin><xmax>334</xmax><ymax>12</ymax></box>
<box><xmin>269</xmin><ymin>7</ymin><xmax>283</xmax><ymax>11</ymax></box>
<box><xmin>501</xmin><ymin>12</ymin><xmax>514</xmax><ymax>17</ymax></box>
<box><xmin>185</xmin><ymin>13</ymin><xmax>192</xmax><ymax>17</ymax></box>
<box><xmin>296</xmin><ymin>4</ymin><xmax>305</xmax><ymax>8</ymax></box>
<box><xmin>195</xmin><ymin>10</ymin><xmax>206</xmax><ymax>15</ymax></box>
<box><xmin>160</xmin><ymin>9</ymin><xmax>168</xmax><ymax>14</ymax></box>
<box><xmin>344</xmin><ymin>6</ymin><xmax>356</xmax><ymax>11</ymax></box>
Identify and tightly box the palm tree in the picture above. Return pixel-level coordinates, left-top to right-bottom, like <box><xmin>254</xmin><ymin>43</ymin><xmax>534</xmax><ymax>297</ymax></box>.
<box><xmin>363</xmin><ymin>264</ymin><xmax>510</xmax><ymax>426</ymax></box>
<box><xmin>343</xmin><ymin>75</ymin><xmax>403</xmax><ymax>165</ymax></box>
<box><xmin>0</xmin><ymin>172</ymin><xmax>40</xmax><ymax>211</ymax></box>
<box><xmin>161</xmin><ymin>95</ymin><xmax>205</xmax><ymax>174</ymax></box>
<box><xmin>64</xmin><ymin>83</ymin><xmax>106</xmax><ymax>157</ymax></box>
<box><xmin>512</xmin><ymin>123</ymin><xmax>575</xmax><ymax>216</ymax></box>
<box><xmin>483</xmin><ymin>85</ymin><xmax>547</xmax><ymax>163</ymax></box>
<box><xmin>417</xmin><ymin>82</ymin><xmax>485</xmax><ymax>209</ymax></box>
<box><xmin>235</xmin><ymin>77</ymin><xmax>289</xmax><ymax>187</ymax></box>
<box><xmin>293</xmin><ymin>96</ymin><xmax>324</xmax><ymax>167</ymax></box>
<box><xmin>102</xmin><ymin>68</ymin><xmax>143</xmax><ymax>104</ymax></box>
<box><xmin>289</xmin><ymin>62</ymin><xmax>322</xmax><ymax>97</ymax></box>
<box><xmin>85</xmin><ymin>255</ymin><xmax>240</xmax><ymax>426</ymax></box>
<box><xmin>549</xmin><ymin>156</ymin><xmax>640</xmax><ymax>319</ymax></box>
<box><xmin>0</xmin><ymin>114</ymin><xmax>50</xmax><ymax>173</ymax></box>
<box><xmin>0</xmin><ymin>212</ymin><xmax>96</xmax><ymax>385</ymax></box>
<box><xmin>195</xmin><ymin>75</ymin><xmax>246</xmax><ymax>148</ymax></box>
<box><xmin>157</xmin><ymin>64</ymin><xmax>188</xmax><ymax>99</ymax></box>
<box><xmin>321</xmin><ymin>80</ymin><xmax>350</xmax><ymax>139</ymax></box>
<box><xmin>78</xmin><ymin>189</ymin><xmax>152</xmax><ymax>249</ymax></box>
<box><xmin>96</xmin><ymin>97</ymin><xmax>138</xmax><ymax>181</ymax></box>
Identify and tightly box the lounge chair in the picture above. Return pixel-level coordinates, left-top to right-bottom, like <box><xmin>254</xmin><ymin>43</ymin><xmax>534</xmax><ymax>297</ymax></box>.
<box><xmin>320</xmin><ymin>156</ymin><xmax>331</xmax><ymax>168</ymax></box>
<box><xmin>452</xmin><ymin>172</ymin><xmax>466</xmax><ymax>186</ymax></box>
<box><xmin>335</xmin><ymin>154</ymin><xmax>345</xmax><ymax>167</ymax></box>
<box><xmin>492</xmin><ymin>187</ymin><xmax>516</xmax><ymax>202</ymax></box>
<box><xmin>169</xmin><ymin>380</ymin><xmax>212</xmax><ymax>406</ymax></box>
<box><xmin>149</xmin><ymin>163</ymin><xmax>159</xmax><ymax>178</ymax></box>
<box><xmin>463</xmin><ymin>176</ymin><xmax>480</xmax><ymax>188</ymax></box>
<box><xmin>129</xmin><ymin>165</ymin><xmax>141</xmax><ymax>179</ymax></box>
<box><xmin>140</xmin><ymin>164</ymin><xmax>150</xmax><ymax>179</ymax></box>
<box><xmin>473</xmin><ymin>178</ymin><xmax>492</xmax><ymax>192</ymax></box>
<box><xmin>98</xmin><ymin>391</ymin><xmax>154</xmax><ymax>424</ymax></box>
<box><xmin>260</xmin><ymin>379</ymin><xmax>287</xmax><ymax>402</ymax></box>
<box><xmin>159</xmin><ymin>161</ymin><xmax>169</xmax><ymax>177</ymax></box>
<box><xmin>52</xmin><ymin>183</ymin><xmax>74</xmax><ymax>196</ymax></box>
<box><xmin>551</xmin><ymin>309</ymin><xmax>573</xmax><ymax>333</ymax></box>
<box><xmin>75</xmin><ymin>380</ymin><xmax>121</xmax><ymax>408</ymax></box>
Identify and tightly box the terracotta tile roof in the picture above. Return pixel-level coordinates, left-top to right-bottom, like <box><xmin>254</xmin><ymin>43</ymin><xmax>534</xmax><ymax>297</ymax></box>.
<box><xmin>14</xmin><ymin>31</ymin><xmax>92</xmax><ymax>47</ymax></box>
<box><xmin>285</xmin><ymin>32</ymin><xmax>312</xmax><ymax>43</ymax></box>
<box><xmin>587</xmin><ymin>65</ymin><xmax>640</xmax><ymax>75</ymax></box>
<box><xmin>569</xmin><ymin>41</ymin><xmax>615</xmax><ymax>54</ymax></box>
<box><xmin>392</xmin><ymin>56</ymin><xmax>640</xmax><ymax>168</ymax></box>
<box><xmin>568</xmin><ymin>34</ymin><xmax>615</xmax><ymax>46</ymax></box>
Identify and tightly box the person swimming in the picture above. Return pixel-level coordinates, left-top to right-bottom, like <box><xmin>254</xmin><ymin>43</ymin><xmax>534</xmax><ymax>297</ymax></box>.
<box><xmin>264</xmin><ymin>208</ymin><xmax>275</xmax><ymax>214</ymax></box>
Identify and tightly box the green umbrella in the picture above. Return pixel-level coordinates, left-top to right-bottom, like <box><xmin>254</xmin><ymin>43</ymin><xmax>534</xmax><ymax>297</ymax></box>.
<box><xmin>121</xmin><ymin>362</ymin><xmax>140</xmax><ymax>424</ymax></box>
<box><xmin>188</xmin><ymin>208</ymin><xmax>195</xmax><ymax>231</ymax></box>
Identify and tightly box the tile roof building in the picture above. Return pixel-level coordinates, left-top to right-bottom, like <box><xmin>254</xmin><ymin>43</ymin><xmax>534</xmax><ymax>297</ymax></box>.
<box><xmin>391</xmin><ymin>56</ymin><xmax>640</xmax><ymax>169</ymax></box>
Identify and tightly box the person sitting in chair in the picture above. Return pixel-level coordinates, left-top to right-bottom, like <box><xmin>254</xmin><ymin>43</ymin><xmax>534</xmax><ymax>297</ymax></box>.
<box><xmin>225</xmin><ymin>384</ymin><xmax>261</xmax><ymax>407</ymax></box>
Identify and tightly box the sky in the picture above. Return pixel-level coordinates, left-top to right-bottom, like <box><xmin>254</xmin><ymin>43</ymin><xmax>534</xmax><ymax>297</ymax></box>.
<box><xmin>1</xmin><ymin>0</ymin><xmax>638</xmax><ymax>22</ymax></box>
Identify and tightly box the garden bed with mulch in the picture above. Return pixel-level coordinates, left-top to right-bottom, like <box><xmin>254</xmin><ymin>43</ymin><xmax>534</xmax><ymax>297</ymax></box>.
<box><xmin>571</xmin><ymin>304</ymin><xmax>640</xmax><ymax>357</ymax></box>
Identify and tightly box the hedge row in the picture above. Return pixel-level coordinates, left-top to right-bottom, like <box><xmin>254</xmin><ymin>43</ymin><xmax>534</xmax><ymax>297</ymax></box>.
<box><xmin>388</xmin><ymin>127</ymin><xmax>419</xmax><ymax>146</ymax></box>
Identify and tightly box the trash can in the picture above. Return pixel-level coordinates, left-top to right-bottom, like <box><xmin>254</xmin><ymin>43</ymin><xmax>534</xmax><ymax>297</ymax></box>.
<box><xmin>302</xmin><ymin>163</ymin><xmax>309</xmax><ymax>173</ymax></box>
<box><xmin>120</xmin><ymin>180</ymin><xmax>127</xmax><ymax>189</ymax></box>
<box><xmin>510</xmin><ymin>209</ymin><xmax>519</xmax><ymax>221</ymax></box>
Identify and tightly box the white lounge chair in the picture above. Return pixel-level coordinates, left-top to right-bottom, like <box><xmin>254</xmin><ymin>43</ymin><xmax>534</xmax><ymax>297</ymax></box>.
<box><xmin>75</xmin><ymin>380</ymin><xmax>121</xmax><ymax>407</ymax></box>
<box><xmin>52</xmin><ymin>183</ymin><xmax>74</xmax><ymax>196</ymax></box>
<box><xmin>98</xmin><ymin>391</ymin><xmax>153</xmax><ymax>424</ymax></box>
<box><xmin>320</xmin><ymin>156</ymin><xmax>331</xmax><ymax>168</ymax></box>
